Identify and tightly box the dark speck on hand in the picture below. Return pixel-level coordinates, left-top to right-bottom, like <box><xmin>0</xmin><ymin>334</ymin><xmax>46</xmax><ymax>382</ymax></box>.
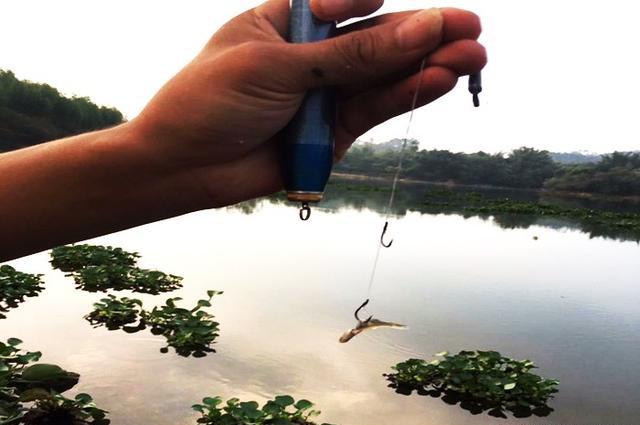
<box><xmin>311</xmin><ymin>67</ymin><xmax>325</xmax><ymax>78</ymax></box>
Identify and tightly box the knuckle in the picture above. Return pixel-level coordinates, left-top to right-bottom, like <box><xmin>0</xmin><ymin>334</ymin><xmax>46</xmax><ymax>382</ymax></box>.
<box><xmin>228</xmin><ymin>41</ymin><xmax>278</xmax><ymax>75</ymax></box>
<box><xmin>333</xmin><ymin>30</ymin><xmax>380</xmax><ymax>73</ymax></box>
<box><xmin>475</xmin><ymin>44</ymin><xmax>488</xmax><ymax>70</ymax></box>
<box><xmin>468</xmin><ymin>11</ymin><xmax>483</xmax><ymax>38</ymax></box>
<box><xmin>235</xmin><ymin>41</ymin><xmax>273</xmax><ymax>62</ymax></box>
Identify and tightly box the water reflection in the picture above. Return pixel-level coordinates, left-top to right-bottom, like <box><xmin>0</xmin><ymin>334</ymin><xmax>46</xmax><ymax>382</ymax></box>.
<box><xmin>386</xmin><ymin>382</ymin><xmax>554</xmax><ymax>419</ymax></box>
<box><xmin>233</xmin><ymin>178</ymin><xmax>640</xmax><ymax>243</ymax></box>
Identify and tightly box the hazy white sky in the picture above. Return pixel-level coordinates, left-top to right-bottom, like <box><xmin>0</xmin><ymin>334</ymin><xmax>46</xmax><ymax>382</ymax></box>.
<box><xmin>1</xmin><ymin>0</ymin><xmax>639</xmax><ymax>154</ymax></box>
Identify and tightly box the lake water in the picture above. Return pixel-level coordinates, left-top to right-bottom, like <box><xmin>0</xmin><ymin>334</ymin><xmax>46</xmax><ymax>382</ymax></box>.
<box><xmin>3</xmin><ymin>183</ymin><xmax>640</xmax><ymax>425</ymax></box>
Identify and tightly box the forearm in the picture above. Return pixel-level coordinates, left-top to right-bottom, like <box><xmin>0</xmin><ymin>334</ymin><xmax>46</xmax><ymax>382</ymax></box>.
<box><xmin>0</xmin><ymin>123</ymin><xmax>201</xmax><ymax>262</ymax></box>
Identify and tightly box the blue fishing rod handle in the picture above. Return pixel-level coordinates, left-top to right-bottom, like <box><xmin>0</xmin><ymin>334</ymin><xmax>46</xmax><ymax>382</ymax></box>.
<box><xmin>284</xmin><ymin>0</ymin><xmax>336</xmax><ymax>202</ymax></box>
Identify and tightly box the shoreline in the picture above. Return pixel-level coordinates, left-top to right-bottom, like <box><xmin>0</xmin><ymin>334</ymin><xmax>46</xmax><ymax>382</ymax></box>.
<box><xmin>330</xmin><ymin>172</ymin><xmax>640</xmax><ymax>204</ymax></box>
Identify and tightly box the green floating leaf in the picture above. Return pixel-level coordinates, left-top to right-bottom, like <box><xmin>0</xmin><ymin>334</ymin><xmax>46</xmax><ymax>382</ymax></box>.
<box><xmin>202</xmin><ymin>397</ymin><xmax>222</xmax><ymax>408</ymax></box>
<box><xmin>6</xmin><ymin>338</ymin><xmax>22</xmax><ymax>347</ymax></box>
<box><xmin>274</xmin><ymin>395</ymin><xmax>295</xmax><ymax>407</ymax></box>
<box><xmin>75</xmin><ymin>393</ymin><xmax>93</xmax><ymax>403</ymax></box>
<box><xmin>294</xmin><ymin>399</ymin><xmax>314</xmax><ymax>410</ymax></box>
<box><xmin>21</xmin><ymin>364</ymin><xmax>65</xmax><ymax>381</ymax></box>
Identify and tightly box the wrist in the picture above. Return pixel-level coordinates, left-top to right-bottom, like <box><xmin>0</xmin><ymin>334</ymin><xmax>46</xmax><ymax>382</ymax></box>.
<box><xmin>96</xmin><ymin>120</ymin><xmax>209</xmax><ymax>215</ymax></box>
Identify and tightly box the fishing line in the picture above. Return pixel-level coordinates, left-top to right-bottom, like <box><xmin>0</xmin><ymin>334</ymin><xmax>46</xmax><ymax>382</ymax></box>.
<box><xmin>365</xmin><ymin>57</ymin><xmax>428</xmax><ymax>300</ymax></box>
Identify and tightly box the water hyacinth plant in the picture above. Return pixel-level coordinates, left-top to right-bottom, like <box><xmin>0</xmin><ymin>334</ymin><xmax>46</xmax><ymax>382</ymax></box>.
<box><xmin>144</xmin><ymin>291</ymin><xmax>223</xmax><ymax>357</ymax></box>
<box><xmin>50</xmin><ymin>244</ymin><xmax>182</xmax><ymax>294</ymax></box>
<box><xmin>0</xmin><ymin>338</ymin><xmax>42</xmax><ymax>423</ymax></box>
<box><xmin>0</xmin><ymin>265</ymin><xmax>45</xmax><ymax>319</ymax></box>
<box><xmin>0</xmin><ymin>338</ymin><xmax>109</xmax><ymax>424</ymax></box>
<box><xmin>85</xmin><ymin>295</ymin><xmax>144</xmax><ymax>330</ymax></box>
<box><xmin>22</xmin><ymin>392</ymin><xmax>109</xmax><ymax>425</ymax></box>
<box><xmin>192</xmin><ymin>395</ymin><xmax>336</xmax><ymax>425</ymax></box>
<box><xmin>386</xmin><ymin>351</ymin><xmax>559</xmax><ymax>418</ymax></box>
<box><xmin>70</xmin><ymin>266</ymin><xmax>182</xmax><ymax>294</ymax></box>
<box><xmin>50</xmin><ymin>245</ymin><xmax>139</xmax><ymax>272</ymax></box>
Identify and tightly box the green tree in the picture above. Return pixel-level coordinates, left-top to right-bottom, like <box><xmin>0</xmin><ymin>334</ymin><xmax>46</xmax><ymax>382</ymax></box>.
<box><xmin>506</xmin><ymin>147</ymin><xmax>559</xmax><ymax>188</ymax></box>
<box><xmin>0</xmin><ymin>69</ymin><xmax>124</xmax><ymax>152</ymax></box>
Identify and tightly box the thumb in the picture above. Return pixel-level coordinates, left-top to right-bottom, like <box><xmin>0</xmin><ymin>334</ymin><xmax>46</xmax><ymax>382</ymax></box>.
<box><xmin>286</xmin><ymin>8</ymin><xmax>444</xmax><ymax>90</ymax></box>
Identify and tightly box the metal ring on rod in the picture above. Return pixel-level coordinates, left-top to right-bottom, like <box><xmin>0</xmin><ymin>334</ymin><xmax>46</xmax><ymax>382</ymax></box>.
<box><xmin>299</xmin><ymin>202</ymin><xmax>311</xmax><ymax>221</ymax></box>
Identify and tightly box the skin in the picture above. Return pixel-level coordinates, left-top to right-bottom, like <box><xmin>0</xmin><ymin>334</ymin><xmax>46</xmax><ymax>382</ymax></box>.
<box><xmin>0</xmin><ymin>0</ymin><xmax>486</xmax><ymax>262</ymax></box>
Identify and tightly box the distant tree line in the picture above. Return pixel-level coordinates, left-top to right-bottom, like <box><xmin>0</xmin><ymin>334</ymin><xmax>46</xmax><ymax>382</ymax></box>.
<box><xmin>0</xmin><ymin>69</ymin><xmax>123</xmax><ymax>152</ymax></box>
<box><xmin>546</xmin><ymin>152</ymin><xmax>640</xmax><ymax>196</ymax></box>
<box><xmin>335</xmin><ymin>140</ymin><xmax>640</xmax><ymax>197</ymax></box>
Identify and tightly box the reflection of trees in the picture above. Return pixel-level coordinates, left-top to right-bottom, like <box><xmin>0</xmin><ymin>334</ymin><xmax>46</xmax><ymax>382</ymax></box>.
<box><xmin>491</xmin><ymin>214</ymin><xmax>539</xmax><ymax>230</ymax></box>
<box><xmin>227</xmin><ymin>178</ymin><xmax>640</xmax><ymax>243</ymax></box>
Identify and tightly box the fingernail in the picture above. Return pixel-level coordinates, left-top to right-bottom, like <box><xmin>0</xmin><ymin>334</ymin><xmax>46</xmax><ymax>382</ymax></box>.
<box><xmin>316</xmin><ymin>0</ymin><xmax>354</xmax><ymax>17</ymax></box>
<box><xmin>395</xmin><ymin>8</ymin><xmax>443</xmax><ymax>50</ymax></box>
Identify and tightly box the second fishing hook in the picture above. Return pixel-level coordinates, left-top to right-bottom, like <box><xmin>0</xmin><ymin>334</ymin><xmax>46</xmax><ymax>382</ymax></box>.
<box><xmin>380</xmin><ymin>221</ymin><xmax>393</xmax><ymax>248</ymax></box>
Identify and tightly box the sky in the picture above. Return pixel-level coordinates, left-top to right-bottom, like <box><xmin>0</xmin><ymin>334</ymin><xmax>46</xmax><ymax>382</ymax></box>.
<box><xmin>1</xmin><ymin>0</ymin><xmax>639</xmax><ymax>154</ymax></box>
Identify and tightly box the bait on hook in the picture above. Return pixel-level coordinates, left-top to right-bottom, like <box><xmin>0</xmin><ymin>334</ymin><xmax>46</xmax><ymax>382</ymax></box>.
<box><xmin>339</xmin><ymin>298</ymin><xmax>407</xmax><ymax>343</ymax></box>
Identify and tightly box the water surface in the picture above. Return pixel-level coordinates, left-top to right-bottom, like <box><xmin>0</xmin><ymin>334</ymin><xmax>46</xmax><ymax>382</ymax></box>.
<box><xmin>3</xmin><ymin>185</ymin><xmax>639</xmax><ymax>425</ymax></box>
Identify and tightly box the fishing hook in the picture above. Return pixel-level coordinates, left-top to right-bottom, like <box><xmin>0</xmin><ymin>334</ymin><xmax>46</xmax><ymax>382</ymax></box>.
<box><xmin>299</xmin><ymin>202</ymin><xmax>311</xmax><ymax>221</ymax></box>
<box><xmin>355</xmin><ymin>299</ymin><xmax>373</xmax><ymax>323</ymax></box>
<box><xmin>380</xmin><ymin>221</ymin><xmax>393</xmax><ymax>248</ymax></box>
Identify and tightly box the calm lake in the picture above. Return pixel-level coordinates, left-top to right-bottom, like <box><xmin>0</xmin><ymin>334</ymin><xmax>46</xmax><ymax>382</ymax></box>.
<box><xmin>3</xmin><ymin>181</ymin><xmax>640</xmax><ymax>425</ymax></box>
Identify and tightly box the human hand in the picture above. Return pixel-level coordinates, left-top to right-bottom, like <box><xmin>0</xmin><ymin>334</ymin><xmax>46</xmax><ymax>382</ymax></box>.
<box><xmin>131</xmin><ymin>0</ymin><xmax>486</xmax><ymax>208</ymax></box>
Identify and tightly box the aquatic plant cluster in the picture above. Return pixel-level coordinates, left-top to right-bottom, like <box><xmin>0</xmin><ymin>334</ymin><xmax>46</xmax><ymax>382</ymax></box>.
<box><xmin>50</xmin><ymin>245</ymin><xmax>182</xmax><ymax>294</ymax></box>
<box><xmin>86</xmin><ymin>291</ymin><xmax>223</xmax><ymax>357</ymax></box>
<box><xmin>0</xmin><ymin>265</ymin><xmax>44</xmax><ymax>319</ymax></box>
<box><xmin>386</xmin><ymin>351</ymin><xmax>559</xmax><ymax>418</ymax></box>
<box><xmin>0</xmin><ymin>338</ymin><xmax>109</xmax><ymax>425</ymax></box>
<box><xmin>146</xmin><ymin>291</ymin><xmax>222</xmax><ymax>357</ymax></box>
<box><xmin>423</xmin><ymin>189</ymin><xmax>640</xmax><ymax>240</ymax></box>
<box><xmin>85</xmin><ymin>295</ymin><xmax>144</xmax><ymax>330</ymax></box>
<box><xmin>192</xmin><ymin>395</ymin><xmax>334</xmax><ymax>425</ymax></box>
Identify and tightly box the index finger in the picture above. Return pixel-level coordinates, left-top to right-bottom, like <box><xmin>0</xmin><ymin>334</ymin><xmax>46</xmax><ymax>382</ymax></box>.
<box><xmin>310</xmin><ymin>0</ymin><xmax>385</xmax><ymax>22</ymax></box>
<box><xmin>337</xmin><ymin>8</ymin><xmax>482</xmax><ymax>42</ymax></box>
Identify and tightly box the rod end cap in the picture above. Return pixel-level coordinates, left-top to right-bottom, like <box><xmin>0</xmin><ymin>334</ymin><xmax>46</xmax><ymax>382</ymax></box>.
<box><xmin>287</xmin><ymin>191</ymin><xmax>324</xmax><ymax>203</ymax></box>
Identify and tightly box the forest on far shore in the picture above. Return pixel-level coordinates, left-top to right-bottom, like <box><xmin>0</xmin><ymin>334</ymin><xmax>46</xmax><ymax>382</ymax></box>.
<box><xmin>335</xmin><ymin>140</ymin><xmax>640</xmax><ymax>198</ymax></box>
<box><xmin>0</xmin><ymin>69</ymin><xmax>123</xmax><ymax>152</ymax></box>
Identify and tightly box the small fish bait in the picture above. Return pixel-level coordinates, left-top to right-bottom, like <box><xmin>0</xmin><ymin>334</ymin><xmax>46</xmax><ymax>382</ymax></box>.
<box><xmin>339</xmin><ymin>299</ymin><xmax>406</xmax><ymax>343</ymax></box>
